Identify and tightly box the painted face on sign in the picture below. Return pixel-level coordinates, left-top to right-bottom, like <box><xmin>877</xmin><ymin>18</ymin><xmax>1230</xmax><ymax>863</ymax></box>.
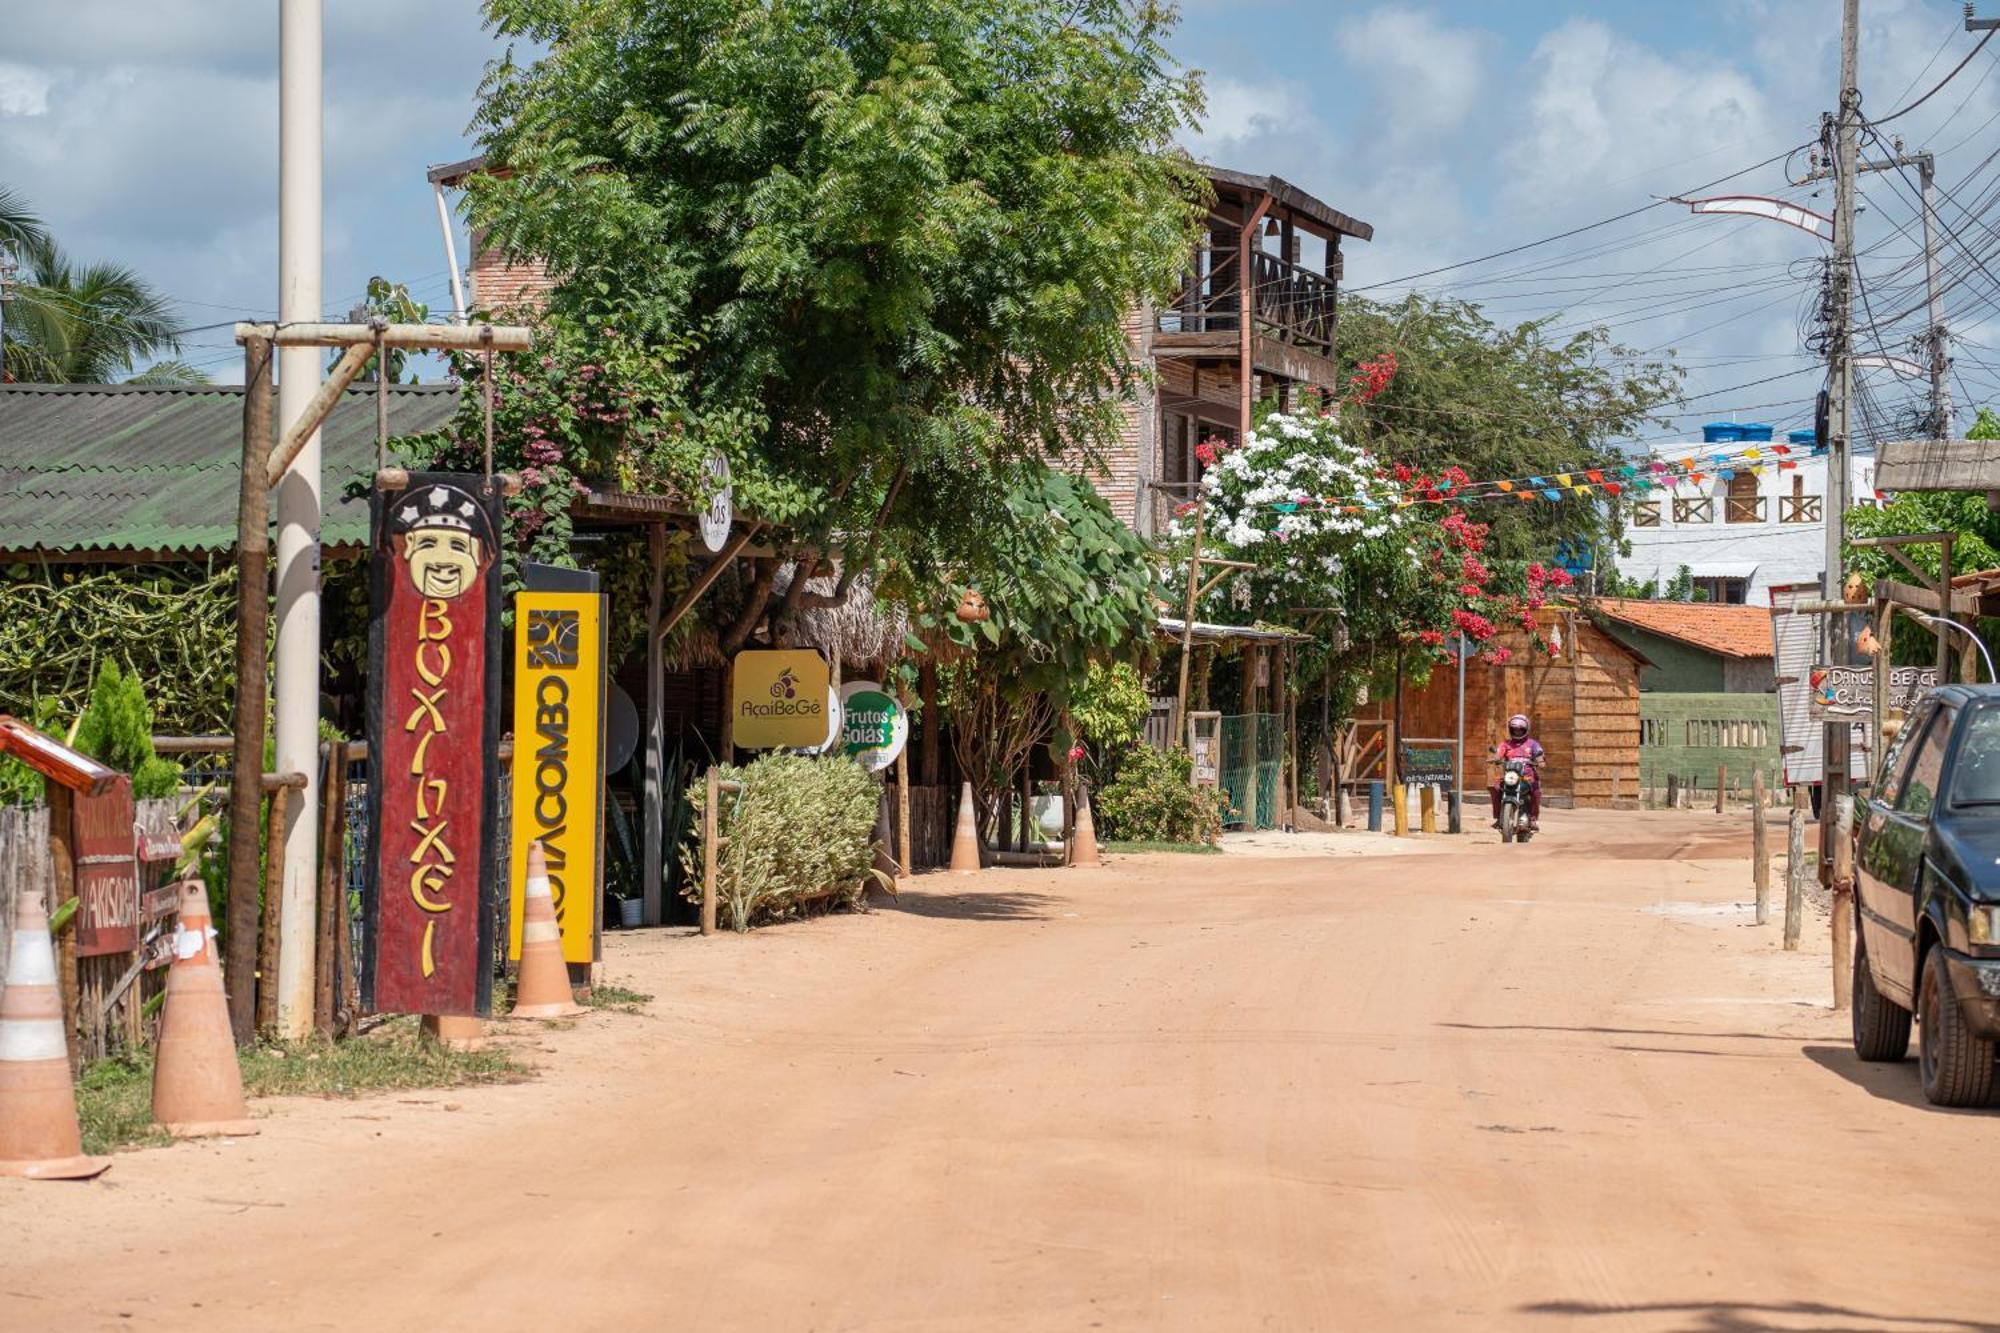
<box><xmin>405</xmin><ymin>528</ymin><xmax>483</xmax><ymax>600</ymax></box>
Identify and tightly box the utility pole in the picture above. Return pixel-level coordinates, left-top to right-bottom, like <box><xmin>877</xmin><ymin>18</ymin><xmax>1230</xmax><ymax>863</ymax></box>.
<box><xmin>0</xmin><ymin>249</ymin><xmax>14</xmax><ymax>377</ymax></box>
<box><xmin>1820</xmin><ymin>0</ymin><xmax>1861</xmax><ymax>843</ymax></box>
<box><xmin>273</xmin><ymin>0</ymin><xmax>325</xmax><ymax>1040</ymax></box>
<box><xmin>1919</xmin><ymin>152</ymin><xmax>1952</xmax><ymax>440</ymax></box>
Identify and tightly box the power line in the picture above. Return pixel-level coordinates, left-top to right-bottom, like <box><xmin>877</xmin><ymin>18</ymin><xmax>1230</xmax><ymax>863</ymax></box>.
<box><xmin>1871</xmin><ymin>28</ymin><xmax>1996</xmax><ymax>125</ymax></box>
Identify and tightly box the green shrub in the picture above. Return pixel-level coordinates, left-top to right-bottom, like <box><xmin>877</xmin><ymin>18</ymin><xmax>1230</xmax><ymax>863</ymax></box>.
<box><xmin>681</xmin><ymin>753</ymin><xmax>886</xmax><ymax>931</ymax></box>
<box><xmin>1096</xmin><ymin>743</ymin><xmax>1228</xmax><ymax>846</ymax></box>
<box><xmin>73</xmin><ymin>659</ymin><xmax>180</xmax><ymax>798</ymax></box>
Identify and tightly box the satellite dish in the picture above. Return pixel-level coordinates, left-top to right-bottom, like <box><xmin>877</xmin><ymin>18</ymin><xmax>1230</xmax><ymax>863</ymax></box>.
<box><xmin>604</xmin><ymin>683</ymin><xmax>640</xmax><ymax>773</ymax></box>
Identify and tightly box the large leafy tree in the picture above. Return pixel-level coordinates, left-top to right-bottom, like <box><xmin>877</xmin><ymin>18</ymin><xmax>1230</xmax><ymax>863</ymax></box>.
<box><xmin>463</xmin><ymin>0</ymin><xmax>1205</xmax><ymax>638</ymax></box>
<box><xmin>1332</xmin><ymin>293</ymin><xmax>1684</xmax><ymax>564</ymax></box>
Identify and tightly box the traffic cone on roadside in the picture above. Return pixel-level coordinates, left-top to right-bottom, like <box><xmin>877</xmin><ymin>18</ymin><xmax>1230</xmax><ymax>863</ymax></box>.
<box><xmin>0</xmin><ymin>887</ymin><xmax>108</xmax><ymax>1179</ymax></box>
<box><xmin>1071</xmin><ymin>787</ymin><xmax>1101</xmax><ymax>867</ymax></box>
<box><xmin>950</xmin><ymin>781</ymin><xmax>982</xmax><ymax>875</ymax></box>
<box><xmin>512</xmin><ymin>841</ymin><xmax>583</xmax><ymax>1019</ymax></box>
<box><xmin>151</xmin><ymin>880</ymin><xmax>257</xmax><ymax>1138</ymax></box>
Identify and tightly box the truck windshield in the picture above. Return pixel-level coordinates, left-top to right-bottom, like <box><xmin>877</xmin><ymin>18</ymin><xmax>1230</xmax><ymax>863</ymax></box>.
<box><xmin>1950</xmin><ymin>705</ymin><xmax>2000</xmax><ymax>806</ymax></box>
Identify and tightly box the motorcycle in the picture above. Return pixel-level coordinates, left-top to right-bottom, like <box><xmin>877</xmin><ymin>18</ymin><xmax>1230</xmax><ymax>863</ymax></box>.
<box><xmin>1497</xmin><ymin>758</ymin><xmax>1536</xmax><ymax>844</ymax></box>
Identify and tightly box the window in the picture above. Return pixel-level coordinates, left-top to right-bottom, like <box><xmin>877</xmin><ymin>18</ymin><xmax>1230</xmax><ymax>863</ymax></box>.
<box><xmin>1631</xmin><ymin>499</ymin><xmax>1661</xmax><ymax>528</ymax></box>
<box><xmin>1674</xmin><ymin>496</ymin><xmax>1714</xmax><ymax>524</ymax></box>
<box><xmin>1895</xmin><ymin>706</ymin><xmax>1955</xmax><ymax>818</ymax></box>
<box><xmin>1692</xmin><ymin>576</ymin><xmax>1748</xmax><ymax>604</ymax></box>
<box><xmin>1875</xmin><ymin>703</ymin><xmax>1930</xmax><ymax>802</ymax></box>
<box><xmin>1779</xmin><ymin>474</ymin><xmax>1821</xmax><ymax>524</ymax></box>
<box><xmin>1950</xmin><ymin>705</ymin><xmax>2000</xmax><ymax>805</ymax></box>
<box><xmin>1724</xmin><ymin>472</ymin><xmax>1765</xmax><ymax>523</ymax></box>
<box><xmin>1640</xmin><ymin>717</ymin><xmax>1668</xmax><ymax>746</ymax></box>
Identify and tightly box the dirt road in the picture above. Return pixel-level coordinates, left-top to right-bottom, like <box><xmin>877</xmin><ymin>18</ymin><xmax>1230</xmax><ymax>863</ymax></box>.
<box><xmin>7</xmin><ymin>809</ymin><xmax>1998</xmax><ymax>1331</ymax></box>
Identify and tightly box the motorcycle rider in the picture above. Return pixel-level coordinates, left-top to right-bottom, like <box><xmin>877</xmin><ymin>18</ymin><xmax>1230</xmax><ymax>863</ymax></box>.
<box><xmin>1490</xmin><ymin>713</ymin><xmax>1545</xmax><ymax>832</ymax></box>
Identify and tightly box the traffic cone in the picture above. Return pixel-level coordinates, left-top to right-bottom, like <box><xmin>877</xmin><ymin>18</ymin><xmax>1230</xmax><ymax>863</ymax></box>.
<box><xmin>512</xmin><ymin>841</ymin><xmax>583</xmax><ymax>1019</ymax></box>
<box><xmin>0</xmin><ymin>887</ymin><xmax>108</xmax><ymax>1180</ymax></box>
<box><xmin>949</xmin><ymin>781</ymin><xmax>982</xmax><ymax>875</ymax></box>
<box><xmin>421</xmin><ymin>1014</ymin><xmax>486</xmax><ymax>1051</ymax></box>
<box><xmin>1071</xmin><ymin>787</ymin><xmax>1101</xmax><ymax>867</ymax></box>
<box><xmin>151</xmin><ymin>880</ymin><xmax>256</xmax><ymax>1138</ymax></box>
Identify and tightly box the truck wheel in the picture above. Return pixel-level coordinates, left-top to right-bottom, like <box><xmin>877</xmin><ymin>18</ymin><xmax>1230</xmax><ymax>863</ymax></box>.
<box><xmin>1851</xmin><ymin>929</ymin><xmax>1910</xmax><ymax>1062</ymax></box>
<box><xmin>1918</xmin><ymin>945</ymin><xmax>1995</xmax><ymax>1107</ymax></box>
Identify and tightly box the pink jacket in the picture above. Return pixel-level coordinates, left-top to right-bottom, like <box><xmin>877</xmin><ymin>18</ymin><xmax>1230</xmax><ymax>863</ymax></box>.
<box><xmin>1495</xmin><ymin>737</ymin><xmax>1544</xmax><ymax>776</ymax></box>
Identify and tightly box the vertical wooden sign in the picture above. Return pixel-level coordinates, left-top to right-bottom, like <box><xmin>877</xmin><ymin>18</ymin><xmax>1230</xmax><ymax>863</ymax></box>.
<box><xmin>509</xmin><ymin>586</ymin><xmax>606</xmax><ymax>965</ymax></box>
<box><xmin>362</xmin><ymin>474</ymin><xmax>503</xmax><ymax>1017</ymax></box>
<box><xmin>73</xmin><ymin>775</ymin><xmax>139</xmax><ymax>958</ymax></box>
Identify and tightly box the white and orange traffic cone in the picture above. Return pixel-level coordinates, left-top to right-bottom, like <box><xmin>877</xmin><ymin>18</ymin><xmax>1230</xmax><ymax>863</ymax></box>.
<box><xmin>1071</xmin><ymin>787</ymin><xmax>1101</xmax><ymax>867</ymax></box>
<box><xmin>421</xmin><ymin>1014</ymin><xmax>486</xmax><ymax>1051</ymax></box>
<box><xmin>949</xmin><ymin>781</ymin><xmax>982</xmax><ymax>875</ymax></box>
<box><xmin>151</xmin><ymin>880</ymin><xmax>256</xmax><ymax>1138</ymax></box>
<box><xmin>0</xmin><ymin>887</ymin><xmax>108</xmax><ymax>1180</ymax></box>
<box><xmin>512</xmin><ymin>841</ymin><xmax>583</xmax><ymax>1019</ymax></box>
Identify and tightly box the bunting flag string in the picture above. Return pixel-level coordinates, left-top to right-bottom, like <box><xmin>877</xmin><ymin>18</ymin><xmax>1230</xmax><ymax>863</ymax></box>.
<box><xmin>1233</xmin><ymin>437</ymin><xmax>1830</xmax><ymax>518</ymax></box>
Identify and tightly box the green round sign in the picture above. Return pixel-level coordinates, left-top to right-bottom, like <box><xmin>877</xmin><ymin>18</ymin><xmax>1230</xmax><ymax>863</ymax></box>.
<box><xmin>839</xmin><ymin>681</ymin><xmax>907</xmax><ymax>772</ymax></box>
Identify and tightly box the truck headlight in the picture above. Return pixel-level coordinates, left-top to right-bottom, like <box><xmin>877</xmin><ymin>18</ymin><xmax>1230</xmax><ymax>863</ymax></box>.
<box><xmin>1972</xmin><ymin>905</ymin><xmax>2000</xmax><ymax>947</ymax></box>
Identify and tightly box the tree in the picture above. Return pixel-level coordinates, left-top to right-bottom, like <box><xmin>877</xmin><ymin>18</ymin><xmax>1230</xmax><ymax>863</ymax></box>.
<box><xmin>334</xmin><ymin>276</ymin><xmax>430</xmax><ymax>383</ymax></box>
<box><xmin>460</xmin><ymin>0</ymin><xmax>1204</xmax><ymax>627</ymax></box>
<box><xmin>0</xmin><ymin>185</ymin><xmax>48</xmax><ymax>255</ymax></box>
<box><xmin>2</xmin><ymin>234</ymin><xmax>183</xmax><ymax>384</ymax></box>
<box><xmin>1331</xmin><ymin>293</ymin><xmax>1684</xmax><ymax>565</ymax></box>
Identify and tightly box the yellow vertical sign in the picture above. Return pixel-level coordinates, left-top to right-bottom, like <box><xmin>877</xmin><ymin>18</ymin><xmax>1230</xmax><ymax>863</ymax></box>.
<box><xmin>510</xmin><ymin>590</ymin><xmax>604</xmax><ymax>963</ymax></box>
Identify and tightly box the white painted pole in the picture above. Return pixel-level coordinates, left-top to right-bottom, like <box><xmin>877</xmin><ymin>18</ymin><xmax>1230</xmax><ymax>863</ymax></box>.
<box><xmin>273</xmin><ymin>0</ymin><xmax>324</xmax><ymax>1040</ymax></box>
<box><xmin>432</xmin><ymin>182</ymin><xmax>468</xmax><ymax>324</ymax></box>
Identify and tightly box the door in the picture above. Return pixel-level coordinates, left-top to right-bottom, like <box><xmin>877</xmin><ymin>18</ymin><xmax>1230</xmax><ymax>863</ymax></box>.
<box><xmin>1857</xmin><ymin>702</ymin><xmax>1952</xmax><ymax>1006</ymax></box>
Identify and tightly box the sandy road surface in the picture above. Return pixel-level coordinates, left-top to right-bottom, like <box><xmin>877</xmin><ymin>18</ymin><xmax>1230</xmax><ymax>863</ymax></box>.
<box><xmin>6</xmin><ymin>809</ymin><xmax>1999</xmax><ymax>1332</ymax></box>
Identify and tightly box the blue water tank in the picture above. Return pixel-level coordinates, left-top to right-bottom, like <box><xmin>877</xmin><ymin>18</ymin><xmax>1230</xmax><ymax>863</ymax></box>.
<box><xmin>1788</xmin><ymin>429</ymin><xmax>1817</xmax><ymax>445</ymax></box>
<box><xmin>1703</xmin><ymin>422</ymin><xmax>1745</xmax><ymax>443</ymax></box>
<box><xmin>1737</xmin><ymin>422</ymin><xmax>1773</xmax><ymax>441</ymax></box>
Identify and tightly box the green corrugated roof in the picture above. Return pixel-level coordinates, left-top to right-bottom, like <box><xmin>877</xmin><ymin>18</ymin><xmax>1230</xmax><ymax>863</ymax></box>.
<box><xmin>0</xmin><ymin>383</ymin><xmax>460</xmax><ymax>557</ymax></box>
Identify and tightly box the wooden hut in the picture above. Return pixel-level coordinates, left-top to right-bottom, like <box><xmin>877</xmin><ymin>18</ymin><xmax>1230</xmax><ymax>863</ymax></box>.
<box><xmin>1357</xmin><ymin>608</ymin><xmax>1645</xmax><ymax>808</ymax></box>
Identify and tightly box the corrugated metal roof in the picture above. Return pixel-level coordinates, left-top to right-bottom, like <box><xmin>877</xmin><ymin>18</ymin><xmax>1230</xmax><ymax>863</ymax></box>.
<box><xmin>0</xmin><ymin>383</ymin><xmax>459</xmax><ymax>556</ymax></box>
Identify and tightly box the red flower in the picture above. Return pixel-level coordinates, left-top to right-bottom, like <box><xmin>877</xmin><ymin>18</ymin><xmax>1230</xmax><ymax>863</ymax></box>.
<box><xmin>1486</xmin><ymin>646</ymin><xmax>1514</xmax><ymax>664</ymax></box>
<box><xmin>1068</xmin><ymin>745</ymin><xmax>1085</xmax><ymax>763</ymax></box>
<box><xmin>1548</xmin><ymin>567</ymin><xmax>1575</xmax><ymax>589</ymax></box>
<box><xmin>1418</xmin><ymin>629</ymin><xmax>1445</xmax><ymax>646</ymax></box>
<box><xmin>1452</xmin><ymin>608</ymin><xmax>1497</xmax><ymax>641</ymax></box>
<box><xmin>1458</xmin><ymin>583</ymin><xmax>1483</xmax><ymax>598</ymax></box>
<box><xmin>1346</xmin><ymin>350</ymin><xmax>1398</xmax><ymax>404</ymax></box>
<box><xmin>1460</xmin><ymin>552</ymin><xmax>1489</xmax><ymax>584</ymax></box>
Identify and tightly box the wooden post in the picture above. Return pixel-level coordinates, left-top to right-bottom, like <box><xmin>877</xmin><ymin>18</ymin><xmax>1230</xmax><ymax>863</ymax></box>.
<box><xmin>1872</xmin><ymin>600</ymin><xmax>1891</xmax><ymax>765</ymax></box>
<box><xmin>920</xmin><ymin>661</ymin><xmax>940</xmax><ymax>785</ymax></box>
<box><xmin>721</xmin><ymin>658</ymin><xmax>736</xmax><ymax>766</ymax></box>
<box><xmin>334</xmin><ymin>820</ymin><xmax>359</xmax><ymax>1036</ymax></box>
<box><xmin>1715</xmin><ymin>763</ymin><xmax>1726</xmax><ymax>814</ymax></box>
<box><xmin>1785</xmin><ymin>786</ymin><xmax>1807</xmax><ymax>952</ymax></box>
<box><xmin>642</xmin><ymin>523</ymin><xmax>667</xmax><ymax>928</ymax></box>
<box><xmin>314</xmin><ymin>742</ymin><xmax>347</xmax><ymax>1036</ymax></box>
<box><xmin>1831</xmin><ymin>792</ymin><xmax>1855</xmax><ymax>1010</ymax></box>
<box><xmin>1019</xmin><ymin>762</ymin><xmax>1034</xmax><ymax>852</ymax></box>
<box><xmin>1174</xmin><ymin>492</ymin><xmax>1206</xmax><ymax>751</ymax></box>
<box><xmin>255</xmin><ymin>785</ymin><xmax>291</xmax><ymax>1036</ymax></box>
<box><xmin>1752</xmin><ymin>767</ymin><xmax>1770</xmax><ymax>926</ymax></box>
<box><xmin>225</xmin><ymin>336</ymin><xmax>274</xmax><ymax>1045</ymax></box>
<box><xmin>701</xmin><ymin>767</ymin><xmax>720</xmax><ymax>937</ymax></box>
<box><xmin>1419</xmin><ymin>784</ymin><xmax>1437</xmax><ymax>834</ymax></box>
<box><xmin>46</xmin><ymin>784</ymin><xmax>78</xmax><ymax>1076</ymax></box>
<box><xmin>896</xmin><ymin>684</ymin><xmax>914</xmax><ymax>878</ymax></box>
<box><xmin>1666</xmin><ymin>772</ymin><xmax>1679</xmax><ymax>810</ymax></box>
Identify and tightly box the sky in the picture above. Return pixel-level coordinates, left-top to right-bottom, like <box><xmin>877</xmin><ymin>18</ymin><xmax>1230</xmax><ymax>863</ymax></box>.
<box><xmin>4</xmin><ymin>0</ymin><xmax>1999</xmax><ymax>450</ymax></box>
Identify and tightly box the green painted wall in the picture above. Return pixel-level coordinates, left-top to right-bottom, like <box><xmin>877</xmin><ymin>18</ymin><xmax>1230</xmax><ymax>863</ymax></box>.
<box><xmin>1639</xmin><ymin>692</ymin><xmax>1781</xmax><ymax>791</ymax></box>
<box><xmin>1601</xmin><ymin>622</ymin><xmax>1724</xmax><ymax>692</ymax></box>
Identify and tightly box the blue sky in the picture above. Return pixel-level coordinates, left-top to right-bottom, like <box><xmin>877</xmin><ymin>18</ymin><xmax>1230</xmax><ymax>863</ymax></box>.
<box><xmin>3</xmin><ymin>1</ymin><xmax>1997</xmax><ymax>449</ymax></box>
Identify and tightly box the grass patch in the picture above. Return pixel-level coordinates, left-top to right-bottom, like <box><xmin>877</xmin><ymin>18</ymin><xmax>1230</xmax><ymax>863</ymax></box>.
<box><xmin>77</xmin><ymin>1055</ymin><xmax>169</xmax><ymax>1157</ymax></box>
<box><xmin>72</xmin><ymin>1021</ymin><xmax>528</xmax><ymax>1155</ymax></box>
<box><xmin>1104</xmin><ymin>839</ymin><xmax>1223</xmax><ymax>855</ymax></box>
<box><xmin>583</xmin><ymin>983</ymin><xmax>653</xmax><ymax>1012</ymax></box>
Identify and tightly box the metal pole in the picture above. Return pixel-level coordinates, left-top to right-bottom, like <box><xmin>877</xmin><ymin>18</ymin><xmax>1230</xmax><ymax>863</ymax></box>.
<box><xmin>1918</xmin><ymin>153</ymin><xmax>1952</xmax><ymax>441</ymax></box>
<box><xmin>272</xmin><ymin>0</ymin><xmax>324</xmax><ymax>1040</ymax></box>
<box><xmin>1452</xmin><ymin>633</ymin><xmax>1466</xmax><ymax>833</ymax></box>
<box><xmin>432</xmin><ymin>180</ymin><xmax>468</xmax><ymax>324</ymax></box>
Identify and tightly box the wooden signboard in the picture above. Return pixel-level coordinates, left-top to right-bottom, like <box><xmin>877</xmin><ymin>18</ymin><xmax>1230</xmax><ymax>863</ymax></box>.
<box><xmin>73</xmin><ymin>775</ymin><xmax>139</xmax><ymax>958</ymax></box>
<box><xmin>510</xmin><ymin>585</ymin><xmax>606</xmax><ymax>965</ymax></box>
<box><xmin>363</xmin><ymin>474</ymin><xmax>504</xmax><ymax>1017</ymax></box>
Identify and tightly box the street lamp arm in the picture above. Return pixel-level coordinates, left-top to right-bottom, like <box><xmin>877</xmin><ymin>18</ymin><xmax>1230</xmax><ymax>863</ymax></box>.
<box><xmin>1911</xmin><ymin>612</ymin><xmax>1996</xmax><ymax>682</ymax></box>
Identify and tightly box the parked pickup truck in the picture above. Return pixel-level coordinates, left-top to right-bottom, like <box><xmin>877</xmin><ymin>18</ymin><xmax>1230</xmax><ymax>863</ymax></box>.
<box><xmin>1853</xmin><ymin>684</ymin><xmax>2000</xmax><ymax>1106</ymax></box>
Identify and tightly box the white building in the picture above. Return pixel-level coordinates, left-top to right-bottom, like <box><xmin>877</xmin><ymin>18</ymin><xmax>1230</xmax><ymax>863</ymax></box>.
<box><xmin>1616</xmin><ymin>423</ymin><xmax>1879</xmax><ymax>607</ymax></box>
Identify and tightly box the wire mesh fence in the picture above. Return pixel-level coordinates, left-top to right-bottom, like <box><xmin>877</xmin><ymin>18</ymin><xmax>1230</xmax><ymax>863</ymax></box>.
<box><xmin>1218</xmin><ymin>712</ymin><xmax>1281</xmax><ymax>830</ymax></box>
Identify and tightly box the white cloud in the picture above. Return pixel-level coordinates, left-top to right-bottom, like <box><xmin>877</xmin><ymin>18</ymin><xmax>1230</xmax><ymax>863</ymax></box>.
<box><xmin>0</xmin><ymin>63</ymin><xmax>52</xmax><ymax>118</ymax></box>
<box><xmin>1334</xmin><ymin>8</ymin><xmax>1489</xmax><ymax>147</ymax></box>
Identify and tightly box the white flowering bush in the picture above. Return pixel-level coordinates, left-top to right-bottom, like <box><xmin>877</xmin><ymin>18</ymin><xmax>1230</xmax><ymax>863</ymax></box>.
<box><xmin>1167</xmin><ymin>411</ymin><xmax>1409</xmax><ymax>618</ymax></box>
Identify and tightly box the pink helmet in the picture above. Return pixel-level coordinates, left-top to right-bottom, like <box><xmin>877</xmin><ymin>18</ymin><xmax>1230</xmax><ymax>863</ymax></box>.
<box><xmin>1507</xmin><ymin>714</ymin><xmax>1529</xmax><ymax>741</ymax></box>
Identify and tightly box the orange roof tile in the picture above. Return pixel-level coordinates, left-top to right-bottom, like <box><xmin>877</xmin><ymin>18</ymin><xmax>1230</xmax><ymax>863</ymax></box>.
<box><xmin>1587</xmin><ymin>597</ymin><xmax>1775</xmax><ymax>660</ymax></box>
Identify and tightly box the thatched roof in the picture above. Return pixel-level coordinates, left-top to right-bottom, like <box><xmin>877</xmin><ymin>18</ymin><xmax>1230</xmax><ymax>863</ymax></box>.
<box><xmin>662</xmin><ymin>572</ymin><xmax>929</xmax><ymax>675</ymax></box>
